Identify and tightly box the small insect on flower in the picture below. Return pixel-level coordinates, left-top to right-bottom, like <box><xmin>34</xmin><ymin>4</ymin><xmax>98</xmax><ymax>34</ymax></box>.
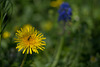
<box><xmin>14</xmin><ymin>25</ymin><xmax>46</xmax><ymax>54</ymax></box>
<box><xmin>27</xmin><ymin>36</ymin><xmax>31</xmax><ymax>41</ymax></box>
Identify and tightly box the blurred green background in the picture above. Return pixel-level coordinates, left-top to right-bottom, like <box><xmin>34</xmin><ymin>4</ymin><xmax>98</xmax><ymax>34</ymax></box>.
<box><xmin>0</xmin><ymin>0</ymin><xmax>100</xmax><ymax>67</ymax></box>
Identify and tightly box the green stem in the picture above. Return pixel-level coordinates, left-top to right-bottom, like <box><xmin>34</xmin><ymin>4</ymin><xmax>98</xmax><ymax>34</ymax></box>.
<box><xmin>0</xmin><ymin>21</ymin><xmax>1</xmax><ymax>46</ymax></box>
<box><xmin>20</xmin><ymin>53</ymin><xmax>27</xmax><ymax>67</ymax></box>
<box><xmin>0</xmin><ymin>12</ymin><xmax>2</xmax><ymax>47</ymax></box>
<box><xmin>51</xmin><ymin>36</ymin><xmax>64</xmax><ymax>67</ymax></box>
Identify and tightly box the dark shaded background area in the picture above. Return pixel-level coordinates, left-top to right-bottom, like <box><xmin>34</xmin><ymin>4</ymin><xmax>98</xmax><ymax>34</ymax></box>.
<box><xmin>0</xmin><ymin>0</ymin><xmax>100</xmax><ymax>67</ymax></box>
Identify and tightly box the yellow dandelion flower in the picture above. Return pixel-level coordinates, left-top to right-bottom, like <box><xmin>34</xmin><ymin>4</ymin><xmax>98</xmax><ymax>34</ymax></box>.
<box><xmin>15</xmin><ymin>25</ymin><xmax>46</xmax><ymax>54</ymax></box>
<box><xmin>50</xmin><ymin>0</ymin><xmax>63</xmax><ymax>7</ymax></box>
<box><xmin>3</xmin><ymin>31</ymin><xmax>11</xmax><ymax>39</ymax></box>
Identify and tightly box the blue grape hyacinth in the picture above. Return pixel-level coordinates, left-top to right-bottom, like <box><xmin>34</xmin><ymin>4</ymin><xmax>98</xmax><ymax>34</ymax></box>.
<box><xmin>58</xmin><ymin>2</ymin><xmax>72</xmax><ymax>22</ymax></box>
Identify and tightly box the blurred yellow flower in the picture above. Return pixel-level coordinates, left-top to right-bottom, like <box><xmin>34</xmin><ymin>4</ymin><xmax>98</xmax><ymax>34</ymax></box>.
<box><xmin>41</xmin><ymin>21</ymin><xmax>53</xmax><ymax>32</ymax></box>
<box><xmin>15</xmin><ymin>25</ymin><xmax>46</xmax><ymax>54</ymax></box>
<box><xmin>50</xmin><ymin>0</ymin><xmax>63</xmax><ymax>7</ymax></box>
<box><xmin>90</xmin><ymin>56</ymin><xmax>97</xmax><ymax>63</ymax></box>
<box><xmin>3</xmin><ymin>31</ymin><xmax>11</xmax><ymax>39</ymax></box>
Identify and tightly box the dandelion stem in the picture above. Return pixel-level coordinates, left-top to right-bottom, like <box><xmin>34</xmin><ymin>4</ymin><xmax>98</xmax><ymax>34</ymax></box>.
<box><xmin>52</xmin><ymin>35</ymin><xmax>64</xmax><ymax>67</ymax></box>
<box><xmin>20</xmin><ymin>53</ymin><xmax>27</xmax><ymax>67</ymax></box>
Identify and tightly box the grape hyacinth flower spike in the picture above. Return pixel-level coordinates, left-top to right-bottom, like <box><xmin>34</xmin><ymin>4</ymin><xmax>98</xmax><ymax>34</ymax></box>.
<box><xmin>58</xmin><ymin>2</ymin><xmax>72</xmax><ymax>22</ymax></box>
<box><xmin>52</xmin><ymin>2</ymin><xmax>72</xmax><ymax>67</ymax></box>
